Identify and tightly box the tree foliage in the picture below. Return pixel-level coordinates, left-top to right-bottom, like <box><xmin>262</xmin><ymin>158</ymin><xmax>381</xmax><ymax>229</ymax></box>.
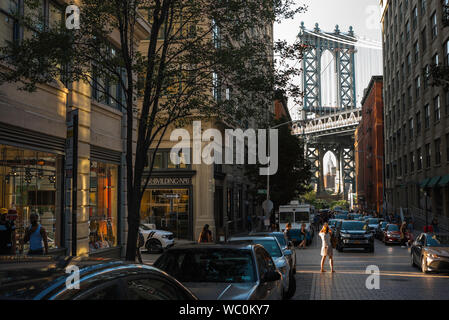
<box><xmin>0</xmin><ymin>0</ymin><xmax>307</xmax><ymax>260</ymax></box>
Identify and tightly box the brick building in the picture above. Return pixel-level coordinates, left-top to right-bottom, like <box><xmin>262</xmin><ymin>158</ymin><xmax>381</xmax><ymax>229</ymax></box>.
<box><xmin>356</xmin><ymin>76</ymin><xmax>384</xmax><ymax>214</ymax></box>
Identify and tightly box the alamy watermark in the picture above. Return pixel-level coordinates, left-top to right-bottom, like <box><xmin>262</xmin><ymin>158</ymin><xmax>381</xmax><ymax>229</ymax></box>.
<box><xmin>365</xmin><ymin>265</ymin><xmax>380</xmax><ymax>290</ymax></box>
<box><xmin>170</xmin><ymin>121</ymin><xmax>279</xmax><ymax>175</ymax></box>
<box><xmin>65</xmin><ymin>265</ymin><xmax>80</xmax><ymax>290</ymax></box>
<box><xmin>65</xmin><ymin>5</ymin><xmax>80</xmax><ymax>30</ymax></box>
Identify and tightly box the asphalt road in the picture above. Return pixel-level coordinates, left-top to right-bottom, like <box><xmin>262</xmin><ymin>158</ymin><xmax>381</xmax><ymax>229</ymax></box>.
<box><xmin>292</xmin><ymin>234</ymin><xmax>449</xmax><ymax>300</ymax></box>
<box><xmin>141</xmin><ymin>235</ymin><xmax>449</xmax><ymax>300</ymax></box>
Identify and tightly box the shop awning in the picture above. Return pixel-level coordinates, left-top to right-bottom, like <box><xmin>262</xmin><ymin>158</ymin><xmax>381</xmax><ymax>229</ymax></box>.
<box><xmin>438</xmin><ymin>174</ymin><xmax>449</xmax><ymax>187</ymax></box>
<box><xmin>427</xmin><ymin>176</ymin><xmax>441</xmax><ymax>188</ymax></box>
<box><xmin>419</xmin><ymin>178</ymin><xmax>431</xmax><ymax>188</ymax></box>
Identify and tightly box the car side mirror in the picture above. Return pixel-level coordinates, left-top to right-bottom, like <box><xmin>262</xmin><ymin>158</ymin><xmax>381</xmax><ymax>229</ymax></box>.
<box><xmin>284</xmin><ymin>249</ymin><xmax>292</xmax><ymax>256</ymax></box>
<box><xmin>261</xmin><ymin>271</ymin><xmax>281</xmax><ymax>283</ymax></box>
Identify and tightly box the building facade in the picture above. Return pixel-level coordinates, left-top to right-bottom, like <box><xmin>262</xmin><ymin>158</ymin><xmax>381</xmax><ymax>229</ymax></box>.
<box><xmin>356</xmin><ymin>76</ymin><xmax>384</xmax><ymax>214</ymax></box>
<box><xmin>381</xmin><ymin>0</ymin><xmax>449</xmax><ymax>229</ymax></box>
<box><xmin>0</xmin><ymin>0</ymin><xmax>149</xmax><ymax>258</ymax></box>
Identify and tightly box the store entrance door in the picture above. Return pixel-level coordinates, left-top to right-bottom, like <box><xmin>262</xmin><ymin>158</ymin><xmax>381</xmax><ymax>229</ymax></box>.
<box><xmin>141</xmin><ymin>188</ymin><xmax>190</xmax><ymax>239</ymax></box>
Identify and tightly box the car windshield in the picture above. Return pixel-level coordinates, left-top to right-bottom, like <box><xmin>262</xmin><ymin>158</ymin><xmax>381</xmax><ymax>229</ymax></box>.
<box><xmin>154</xmin><ymin>249</ymin><xmax>256</xmax><ymax>283</ymax></box>
<box><xmin>273</xmin><ymin>234</ymin><xmax>287</xmax><ymax>247</ymax></box>
<box><xmin>368</xmin><ymin>219</ymin><xmax>380</xmax><ymax>224</ymax></box>
<box><xmin>341</xmin><ymin>221</ymin><xmax>367</xmax><ymax>231</ymax></box>
<box><xmin>387</xmin><ymin>225</ymin><xmax>399</xmax><ymax>231</ymax></box>
<box><xmin>426</xmin><ymin>235</ymin><xmax>449</xmax><ymax>247</ymax></box>
<box><xmin>230</xmin><ymin>239</ymin><xmax>283</xmax><ymax>258</ymax></box>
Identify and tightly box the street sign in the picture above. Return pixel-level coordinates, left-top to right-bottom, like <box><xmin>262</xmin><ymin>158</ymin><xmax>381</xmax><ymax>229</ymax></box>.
<box><xmin>262</xmin><ymin>200</ymin><xmax>273</xmax><ymax>215</ymax></box>
<box><xmin>257</xmin><ymin>189</ymin><xmax>267</xmax><ymax>195</ymax></box>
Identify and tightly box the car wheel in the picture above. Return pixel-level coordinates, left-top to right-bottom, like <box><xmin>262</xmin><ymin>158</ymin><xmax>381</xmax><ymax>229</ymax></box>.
<box><xmin>421</xmin><ymin>256</ymin><xmax>429</xmax><ymax>274</ymax></box>
<box><xmin>411</xmin><ymin>253</ymin><xmax>416</xmax><ymax>267</ymax></box>
<box><xmin>146</xmin><ymin>239</ymin><xmax>163</xmax><ymax>254</ymax></box>
<box><xmin>284</xmin><ymin>274</ymin><xmax>296</xmax><ymax>300</ymax></box>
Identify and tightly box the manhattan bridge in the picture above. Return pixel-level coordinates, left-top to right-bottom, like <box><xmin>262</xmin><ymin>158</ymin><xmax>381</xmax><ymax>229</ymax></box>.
<box><xmin>291</xmin><ymin>22</ymin><xmax>382</xmax><ymax>200</ymax></box>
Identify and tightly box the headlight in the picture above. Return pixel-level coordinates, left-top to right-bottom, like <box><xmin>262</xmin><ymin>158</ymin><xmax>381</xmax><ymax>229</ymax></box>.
<box><xmin>162</xmin><ymin>235</ymin><xmax>170</xmax><ymax>238</ymax></box>
<box><xmin>427</xmin><ymin>253</ymin><xmax>439</xmax><ymax>259</ymax></box>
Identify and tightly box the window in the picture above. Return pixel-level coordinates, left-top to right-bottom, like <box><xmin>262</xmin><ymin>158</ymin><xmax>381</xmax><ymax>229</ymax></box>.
<box><xmin>414</xmin><ymin>42</ymin><xmax>420</xmax><ymax>63</ymax></box>
<box><xmin>0</xmin><ymin>145</ymin><xmax>62</xmax><ymax>251</ymax></box>
<box><xmin>445</xmin><ymin>39</ymin><xmax>449</xmax><ymax>66</ymax></box>
<box><xmin>410</xmin><ymin>151</ymin><xmax>415</xmax><ymax>172</ymax></box>
<box><xmin>409</xmin><ymin>118</ymin><xmax>414</xmax><ymax>139</ymax></box>
<box><xmin>89</xmin><ymin>161</ymin><xmax>118</xmax><ymax>252</ymax></box>
<box><xmin>421</xmin><ymin>0</ymin><xmax>426</xmax><ymax>14</ymax></box>
<box><xmin>415</xmin><ymin>76</ymin><xmax>421</xmax><ymax>98</ymax></box>
<box><xmin>406</xmin><ymin>53</ymin><xmax>411</xmax><ymax>73</ymax></box>
<box><xmin>416</xmin><ymin>111</ymin><xmax>421</xmax><ymax>133</ymax></box>
<box><xmin>431</xmin><ymin>13</ymin><xmax>438</xmax><ymax>39</ymax></box>
<box><xmin>404</xmin><ymin>155</ymin><xmax>408</xmax><ymax>175</ymax></box>
<box><xmin>424</xmin><ymin>104</ymin><xmax>430</xmax><ymax>129</ymax></box>
<box><xmin>435</xmin><ymin>139</ymin><xmax>441</xmax><ymax>165</ymax></box>
<box><xmin>425</xmin><ymin>143</ymin><xmax>431</xmax><ymax>168</ymax></box>
<box><xmin>423</xmin><ymin>65</ymin><xmax>430</xmax><ymax>88</ymax></box>
<box><xmin>434</xmin><ymin>96</ymin><xmax>441</xmax><ymax>122</ymax></box>
<box><xmin>447</xmin><ymin>134</ymin><xmax>449</xmax><ymax>162</ymax></box>
<box><xmin>398</xmin><ymin>157</ymin><xmax>402</xmax><ymax>176</ymax></box>
<box><xmin>0</xmin><ymin>0</ymin><xmax>20</xmax><ymax>45</ymax></box>
<box><xmin>406</xmin><ymin>21</ymin><xmax>410</xmax><ymax>40</ymax></box>
<box><xmin>433</xmin><ymin>53</ymin><xmax>439</xmax><ymax>66</ymax></box>
<box><xmin>422</xmin><ymin>28</ymin><xmax>427</xmax><ymax>53</ymax></box>
<box><xmin>417</xmin><ymin>148</ymin><xmax>423</xmax><ymax>170</ymax></box>
<box><xmin>147</xmin><ymin>149</ymin><xmax>191</xmax><ymax>170</ymax></box>
<box><xmin>412</xmin><ymin>7</ymin><xmax>418</xmax><ymax>30</ymax></box>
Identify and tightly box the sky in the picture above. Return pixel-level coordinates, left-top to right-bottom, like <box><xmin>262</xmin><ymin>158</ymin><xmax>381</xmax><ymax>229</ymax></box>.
<box><xmin>274</xmin><ymin>0</ymin><xmax>384</xmax><ymax>120</ymax></box>
<box><xmin>274</xmin><ymin>0</ymin><xmax>384</xmax><ymax>177</ymax></box>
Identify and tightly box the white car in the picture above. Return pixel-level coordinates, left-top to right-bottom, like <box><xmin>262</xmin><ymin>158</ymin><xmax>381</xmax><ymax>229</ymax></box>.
<box><xmin>139</xmin><ymin>223</ymin><xmax>175</xmax><ymax>253</ymax></box>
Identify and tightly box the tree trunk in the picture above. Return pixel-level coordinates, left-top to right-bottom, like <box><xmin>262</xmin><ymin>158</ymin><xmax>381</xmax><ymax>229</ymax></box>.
<box><xmin>125</xmin><ymin>190</ymin><xmax>140</xmax><ymax>261</ymax></box>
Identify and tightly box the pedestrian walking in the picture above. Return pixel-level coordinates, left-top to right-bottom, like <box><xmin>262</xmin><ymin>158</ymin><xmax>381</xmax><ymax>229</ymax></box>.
<box><xmin>400</xmin><ymin>221</ymin><xmax>408</xmax><ymax>247</ymax></box>
<box><xmin>0</xmin><ymin>208</ymin><xmax>16</xmax><ymax>255</ymax></box>
<box><xmin>23</xmin><ymin>213</ymin><xmax>48</xmax><ymax>255</ymax></box>
<box><xmin>319</xmin><ymin>223</ymin><xmax>335</xmax><ymax>273</ymax></box>
<box><xmin>431</xmin><ymin>217</ymin><xmax>439</xmax><ymax>233</ymax></box>
<box><xmin>198</xmin><ymin>224</ymin><xmax>213</xmax><ymax>243</ymax></box>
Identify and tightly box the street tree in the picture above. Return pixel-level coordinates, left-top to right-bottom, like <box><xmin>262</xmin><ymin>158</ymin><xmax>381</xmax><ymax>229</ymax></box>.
<box><xmin>247</xmin><ymin>115</ymin><xmax>312</xmax><ymax>212</ymax></box>
<box><xmin>0</xmin><ymin>0</ymin><xmax>306</xmax><ymax>260</ymax></box>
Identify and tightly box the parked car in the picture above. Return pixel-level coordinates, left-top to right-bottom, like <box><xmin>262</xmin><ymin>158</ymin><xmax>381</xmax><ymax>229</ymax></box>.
<box><xmin>334</xmin><ymin>213</ymin><xmax>348</xmax><ymax>220</ymax></box>
<box><xmin>227</xmin><ymin>236</ymin><xmax>294</xmax><ymax>299</ymax></box>
<box><xmin>411</xmin><ymin>233</ymin><xmax>449</xmax><ymax>273</ymax></box>
<box><xmin>249</xmin><ymin>231</ymin><xmax>296</xmax><ymax>273</ymax></box>
<box><xmin>367</xmin><ymin>218</ymin><xmax>381</xmax><ymax>234</ymax></box>
<box><xmin>376</xmin><ymin>221</ymin><xmax>389</xmax><ymax>240</ymax></box>
<box><xmin>382</xmin><ymin>224</ymin><xmax>402</xmax><ymax>245</ymax></box>
<box><xmin>0</xmin><ymin>256</ymin><xmax>197</xmax><ymax>300</ymax></box>
<box><xmin>139</xmin><ymin>223</ymin><xmax>175</xmax><ymax>253</ymax></box>
<box><xmin>154</xmin><ymin>243</ymin><xmax>283</xmax><ymax>300</ymax></box>
<box><xmin>335</xmin><ymin>220</ymin><xmax>374</xmax><ymax>253</ymax></box>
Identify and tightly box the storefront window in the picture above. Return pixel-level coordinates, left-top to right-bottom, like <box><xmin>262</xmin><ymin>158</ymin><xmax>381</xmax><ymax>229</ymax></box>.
<box><xmin>0</xmin><ymin>145</ymin><xmax>62</xmax><ymax>252</ymax></box>
<box><xmin>89</xmin><ymin>161</ymin><xmax>118</xmax><ymax>252</ymax></box>
<box><xmin>140</xmin><ymin>188</ymin><xmax>189</xmax><ymax>239</ymax></box>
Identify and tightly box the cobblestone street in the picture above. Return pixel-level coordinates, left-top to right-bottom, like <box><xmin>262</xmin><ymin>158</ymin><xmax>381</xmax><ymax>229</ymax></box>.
<box><xmin>292</xmin><ymin>235</ymin><xmax>449</xmax><ymax>300</ymax></box>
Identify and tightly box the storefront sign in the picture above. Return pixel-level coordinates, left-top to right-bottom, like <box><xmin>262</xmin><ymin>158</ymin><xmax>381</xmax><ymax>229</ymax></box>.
<box><xmin>148</xmin><ymin>177</ymin><xmax>191</xmax><ymax>185</ymax></box>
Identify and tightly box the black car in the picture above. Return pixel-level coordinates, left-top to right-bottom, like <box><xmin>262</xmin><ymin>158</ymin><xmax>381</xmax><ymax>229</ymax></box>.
<box><xmin>154</xmin><ymin>243</ymin><xmax>283</xmax><ymax>300</ymax></box>
<box><xmin>0</xmin><ymin>256</ymin><xmax>197</xmax><ymax>300</ymax></box>
<box><xmin>335</xmin><ymin>221</ymin><xmax>374</xmax><ymax>253</ymax></box>
<box><xmin>411</xmin><ymin>233</ymin><xmax>449</xmax><ymax>274</ymax></box>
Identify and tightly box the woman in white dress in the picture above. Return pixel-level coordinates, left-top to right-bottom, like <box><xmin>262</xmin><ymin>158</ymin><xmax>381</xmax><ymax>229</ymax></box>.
<box><xmin>319</xmin><ymin>223</ymin><xmax>335</xmax><ymax>273</ymax></box>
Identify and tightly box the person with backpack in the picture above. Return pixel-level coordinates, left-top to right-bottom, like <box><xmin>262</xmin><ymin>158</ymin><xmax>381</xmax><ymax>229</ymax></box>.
<box><xmin>0</xmin><ymin>208</ymin><xmax>16</xmax><ymax>255</ymax></box>
<box><xmin>23</xmin><ymin>213</ymin><xmax>48</xmax><ymax>255</ymax></box>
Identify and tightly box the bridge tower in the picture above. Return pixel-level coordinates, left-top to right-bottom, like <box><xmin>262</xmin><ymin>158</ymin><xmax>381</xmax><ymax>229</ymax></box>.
<box><xmin>296</xmin><ymin>22</ymin><xmax>359</xmax><ymax>200</ymax></box>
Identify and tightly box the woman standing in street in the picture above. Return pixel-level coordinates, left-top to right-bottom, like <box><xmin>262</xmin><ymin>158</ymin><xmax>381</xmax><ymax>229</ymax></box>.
<box><xmin>319</xmin><ymin>223</ymin><xmax>335</xmax><ymax>273</ymax></box>
<box><xmin>198</xmin><ymin>224</ymin><xmax>213</xmax><ymax>243</ymax></box>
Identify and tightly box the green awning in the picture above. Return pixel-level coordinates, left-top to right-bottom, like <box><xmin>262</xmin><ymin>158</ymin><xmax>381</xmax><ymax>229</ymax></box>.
<box><xmin>438</xmin><ymin>174</ymin><xmax>449</xmax><ymax>187</ymax></box>
<box><xmin>427</xmin><ymin>176</ymin><xmax>441</xmax><ymax>188</ymax></box>
<box><xmin>419</xmin><ymin>178</ymin><xmax>431</xmax><ymax>188</ymax></box>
